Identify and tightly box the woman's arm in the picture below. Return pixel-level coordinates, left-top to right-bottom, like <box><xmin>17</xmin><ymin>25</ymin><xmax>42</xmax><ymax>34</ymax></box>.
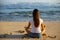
<box><xmin>25</xmin><ymin>22</ymin><xmax>31</xmax><ymax>29</ymax></box>
<box><xmin>41</xmin><ymin>23</ymin><xmax>46</xmax><ymax>34</ymax></box>
<box><xmin>25</xmin><ymin>22</ymin><xmax>31</xmax><ymax>34</ymax></box>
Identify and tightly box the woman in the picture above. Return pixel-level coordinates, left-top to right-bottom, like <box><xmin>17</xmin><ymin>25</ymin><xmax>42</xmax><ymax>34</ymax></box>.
<box><xmin>25</xmin><ymin>9</ymin><xmax>45</xmax><ymax>38</ymax></box>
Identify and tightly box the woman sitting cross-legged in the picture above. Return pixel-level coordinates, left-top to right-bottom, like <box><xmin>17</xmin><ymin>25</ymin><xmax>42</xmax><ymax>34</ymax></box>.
<box><xmin>25</xmin><ymin>9</ymin><xmax>45</xmax><ymax>38</ymax></box>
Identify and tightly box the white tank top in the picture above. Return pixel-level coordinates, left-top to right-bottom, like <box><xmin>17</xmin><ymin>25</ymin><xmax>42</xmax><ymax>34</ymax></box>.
<box><xmin>29</xmin><ymin>18</ymin><xmax>43</xmax><ymax>33</ymax></box>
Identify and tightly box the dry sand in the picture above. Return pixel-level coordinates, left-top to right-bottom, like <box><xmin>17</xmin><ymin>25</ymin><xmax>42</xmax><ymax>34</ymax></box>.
<box><xmin>0</xmin><ymin>21</ymin><xmax>60</xmax><ymax>40</ymax></box>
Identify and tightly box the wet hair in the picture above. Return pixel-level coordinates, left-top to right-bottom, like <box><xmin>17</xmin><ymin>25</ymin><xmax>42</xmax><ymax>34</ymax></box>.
<box><xmin>33</xmin><ymin>9</ymin><xmax>40</xmax><ymax>27</ymax></box>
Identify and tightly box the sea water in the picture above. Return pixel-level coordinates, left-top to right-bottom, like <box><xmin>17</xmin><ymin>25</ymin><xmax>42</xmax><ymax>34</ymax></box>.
<box><xmin>0</xmin><ymin>3</ymin><xmax>60</xmax><ymax>21</ymax></box>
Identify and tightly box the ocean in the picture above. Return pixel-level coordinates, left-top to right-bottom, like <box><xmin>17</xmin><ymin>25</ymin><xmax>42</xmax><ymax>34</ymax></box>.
<box><xmin>0</xmin><ymin>3</ymin><xmax>60</xmax><ymax>21</ymax></box>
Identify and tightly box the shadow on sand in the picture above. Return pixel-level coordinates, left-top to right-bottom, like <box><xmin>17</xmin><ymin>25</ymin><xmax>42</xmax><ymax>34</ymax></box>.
<box><xmin>0</xmin><ymin>34</ymin><xmax>30</xmax><ymax>39</ymax></box>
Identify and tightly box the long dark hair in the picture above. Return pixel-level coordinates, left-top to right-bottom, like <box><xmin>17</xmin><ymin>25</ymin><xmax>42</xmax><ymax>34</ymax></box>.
<box><xmin>33</xmin><ymin>9</ymin><xmax>40</xmax><ymax>27</ymax></box>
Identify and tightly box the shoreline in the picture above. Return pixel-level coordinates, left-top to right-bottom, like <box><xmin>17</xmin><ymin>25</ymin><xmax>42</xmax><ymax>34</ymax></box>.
<box><xmin>0</xmin><ymin>20</ymin><xmax>60</xmax><ymax>22</ymax></box>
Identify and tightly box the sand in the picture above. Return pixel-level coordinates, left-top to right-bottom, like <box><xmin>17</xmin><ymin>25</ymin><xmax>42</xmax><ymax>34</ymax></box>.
<box><xmin>0</xmin><ymin>21</ymin><xmax>60</xmax><ymax>40</ymax></box>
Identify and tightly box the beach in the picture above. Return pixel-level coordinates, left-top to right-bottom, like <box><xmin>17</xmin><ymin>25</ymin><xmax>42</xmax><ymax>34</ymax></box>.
<box><xmin>0</xmin><ymin>21</ymin><xmax>60</xmax><ymax>40</ymax></box>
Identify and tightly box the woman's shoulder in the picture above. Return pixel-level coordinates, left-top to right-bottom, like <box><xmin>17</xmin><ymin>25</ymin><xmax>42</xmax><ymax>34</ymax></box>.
<box><xmin>29</xmin><ymin>18</ymin><xmax>43</xmax><ymax>23</ymax></box>
<box><xmin>40</xmin><ymin>18</ymin><xmax>43</xmax><ymax>21</ymax></box>
<box><xmin>40</xmin><ymin>18</ymin><xmax>43</xmax><ymax>23</ymax></box>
